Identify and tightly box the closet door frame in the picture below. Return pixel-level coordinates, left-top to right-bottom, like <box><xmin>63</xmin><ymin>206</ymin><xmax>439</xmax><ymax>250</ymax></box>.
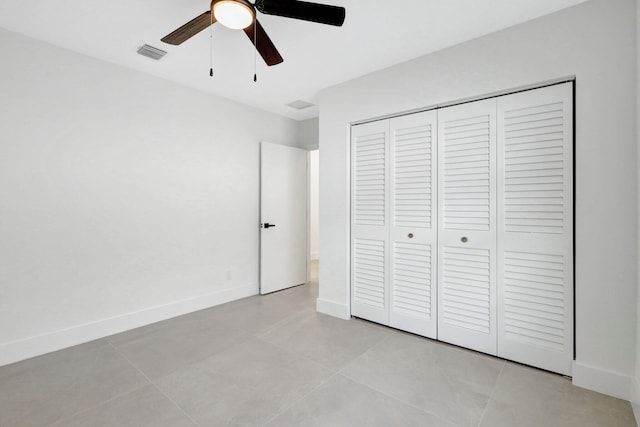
<box><xmin>348</xmin><ymin>80</ymin><xmax>575</xmax><ymax>376</ymax></box>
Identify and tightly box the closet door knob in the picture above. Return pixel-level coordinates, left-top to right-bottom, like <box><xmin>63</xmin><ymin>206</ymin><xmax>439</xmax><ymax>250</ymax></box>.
<box><xmin>408</xmin><ymin>233</ymin><xmax>414</xmax><ymax>238</ymax></box>
<box><xmin>461</xmin><ymin>236</ymin><xmax>468</xmax><ymax>243</ymax></box>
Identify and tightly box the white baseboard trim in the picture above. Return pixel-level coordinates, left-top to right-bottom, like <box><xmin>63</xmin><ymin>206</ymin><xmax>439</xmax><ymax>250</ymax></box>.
<box><xmin>0</xmin><ymin>284</ymin><xmax>257</xmax><ymax>367</ymax></box>
<box><xmin>572</xmin><ymin>361</ymin><xmax>633</xmax><ymax>401</ymax></box>
<box><xmin>316</xmin><ymin>298</ymin><xmax>350</xmax><ymax>320</ymax></box>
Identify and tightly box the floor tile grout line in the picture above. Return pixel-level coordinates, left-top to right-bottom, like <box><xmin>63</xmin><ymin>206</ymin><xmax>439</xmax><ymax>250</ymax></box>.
<box><xmin>336</xmin><ymin>332</ymin><xmax>395</xmax><ymax>376</ymax></box>
<box><xmin>109</xmin><ymin>318</ymin><xmax>256</xmax><ymax>379</ymax></box>
<box><xmin>338</xmin><ymin>329</ymin><xmax>485</xmax><ymax>425</ymax></box>
<box><xmin>211</xmin><ymin>280</ymin><xmax>316</xmax><ymax>323</ymax></box>
<box><xmin>337</xmin><ymin>330</ymin><xmax>510</xmax><ymax>427</ymax></box>
<box><xmin>146</xmin><ymin>382</ymin><xmax>202</xmax><ymax>427</ymax></box>
<box><xmin>327</xmin><ymin>327</ymin><xmax>395</xmax><ymax>372</ymax></box>
<box><xmin>106</xmin><ymin>341</ymin><xmax>203</xmax><ymax>427</ymax></box>
<box><xmin>335</xmin><ymin>334</ymin><xmax>464</xmax><ymax>425</ymax></box>
<box><xmin>253</xmin><ymin>307</ymin><xmax>316</xmax><ymax>338</ymax></box>
<box><xmin>43</xmin><ymin>383</ymin><xmax>150</xmax><ymax>427</ymax></box>
<box><xmin>216</xmin><ymin>317</ymin><xmax>395</xmax><ymax>424</ymax></box>
<box><xmin>180</xmin><ymin>303</ymin><xmax>318</xmax><ymax>370</ymax></box>
<box><xmin>475</xmin><ymin>360</ymin><xmax>507</xmax><ymax>427</ymax></box>
<box><xmin>102</xmin><ymin>297</ymin><xmax>318</xmax><ymax>427</ymax></box>
<box><xmin>260</xmin><ymin>371</ymin><xmax>341</xmax><ymax>426</ymax></box>
<box><xmin>212</xmin><ymin>293</ymin><xmax>316</xmax><ymax>339</ymax></box>
<box><xmin>255</xmin><ymin>335</ymin><xmax>341</xmax><ymax>373</ymax></box>
<box><xmin>40</xmin><ymin>340</ymin><xmax>151</xmax><ymax>427</ymax></box>
<box><xmin>335</xmin><ymin>371</ymin><xmax>463</xmax><ymax>427</ymax></box>
<box><xmin>114</xmin><ymin>298</ymin><xmax>328</xmax><ymax>427</ymax></box>
<box><xmin>353</xmin><ymin>317</ymin><xmax>515</xmax><ymax>369</ymax></box>
<box><xmin>255</xmin><ymin>312</ymin><xmax>392</xmax><ymax>374</ymax></box>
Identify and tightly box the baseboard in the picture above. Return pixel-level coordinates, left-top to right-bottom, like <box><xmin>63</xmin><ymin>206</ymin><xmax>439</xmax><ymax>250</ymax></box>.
<box><xmin>316</xmin><ymin>297</ymin><xmax>350</xmax><ymax>320</ymax></box>
<box><xmin>572</xmin><ymin>360</ymin><xmax>633</xmax><ymax>401</ymax></box>
<box><xmin>0</xmin><ymin>284</ymin><xmax>257</xmax><ymax>367</ymax></box>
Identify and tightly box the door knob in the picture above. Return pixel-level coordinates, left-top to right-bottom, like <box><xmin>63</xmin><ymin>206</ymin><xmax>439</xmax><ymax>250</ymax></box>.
<box><xmin>461</xmin><ymin>236</ymin><xmax>468</xmax><ymax>243</ymax></box>
<box><xmin>262</xmin><ymin>223</ymin><xmax>276</xmax><ymax>229</ymax></box>
<box><xmin>408</xmin><ymin>233</ymin><xmax>414</xmax><ymax>238</ymax></box>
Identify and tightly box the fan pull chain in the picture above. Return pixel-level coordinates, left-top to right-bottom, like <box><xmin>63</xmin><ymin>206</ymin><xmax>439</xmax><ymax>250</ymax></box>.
<box><xmin>209</xmin><ymin>16</ymin><xmax>214</xmax><ymax>77</ymax></box>
<box><xmin>253</xmin><ymin>20</ymin><xmax>257</xmax><ymax>82</ymax></box>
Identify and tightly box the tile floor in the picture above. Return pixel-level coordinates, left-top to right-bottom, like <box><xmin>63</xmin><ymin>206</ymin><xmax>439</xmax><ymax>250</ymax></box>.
<box><xmin>1</xmin><ymin>262</ymin><xmax>636</xmax><ymax>427</ymax></box>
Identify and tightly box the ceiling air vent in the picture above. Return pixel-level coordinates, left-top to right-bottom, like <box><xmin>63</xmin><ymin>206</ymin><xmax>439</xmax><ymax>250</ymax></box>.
<box><xmin>286</xmin><ymin>100</ymin><xmax>315</xmax><ymax>110</ymax></box>
<box><xmin>137</xmin><ymin>44</ymin><xmax>167</xmax><ymax>61</ymax></box>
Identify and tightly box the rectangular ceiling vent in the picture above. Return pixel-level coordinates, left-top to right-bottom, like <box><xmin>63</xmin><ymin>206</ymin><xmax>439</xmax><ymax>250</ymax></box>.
<box><xmin>286</xmin><ymin>100</ymin><xmax>315</xmax><ymax>110</ymax></box>
<box><xmin>137</xmin><ymin>44</ymin><xmax>167</xmax><ymax>61</ymax></box>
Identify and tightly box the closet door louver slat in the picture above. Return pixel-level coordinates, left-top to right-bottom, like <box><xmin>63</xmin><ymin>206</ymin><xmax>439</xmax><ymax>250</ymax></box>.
<box><xmin>503</xmin><ymin>251</ymin><xmax>565</xmax><ymax>351</ymax></box>
<box><xmin>393</xmin><ymin>242</ymin><xmax>431</xmax><ymax>316</ymax></box>
<box><xmin>353</xmin><ymin>239</ymin><xmax>386</xmax><ymax>308</ymax></box>
<box><xmin>503</xmin><ymin>100</ymin><xmax>565</xmax><ymax>235</ymax></box>
<box><xmin>442</xmin><ymin>112</ymin><xmax>491</xmax><ymax>232</ymax></box>
<box><xmin>354</xmin><ymin>132</ymin><xmax>386</xmax><ymax>227</ymax></box>
<box><xmin>442</xmin><ymin>247</ymin><xmax>491</xmax><ymax>333</ymax></box>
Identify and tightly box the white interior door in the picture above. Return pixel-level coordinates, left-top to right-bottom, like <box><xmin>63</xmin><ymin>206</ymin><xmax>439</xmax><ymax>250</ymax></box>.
<box><xmin>351</xmin><ymin>120</ymin><xmax>390</xmax><ymax>325</ymax></box>
<box><xmin>437</xmin><ymin>98</ymin><xmax>498</xmax><ymax>355</ymax></box>
<box><xmin>260</xmin><ymin>142</ymin><xmax>308</xmax><ymax>294</ymax></box>
<box><xmin>388</xmin><ymin>111</ymin><xmax>438</xmax><ymax>338</ymax></box>
<box><xmin>496</xmin><ymin>83</ymin><xmax>574</xmax><ymax>375</ymax></box>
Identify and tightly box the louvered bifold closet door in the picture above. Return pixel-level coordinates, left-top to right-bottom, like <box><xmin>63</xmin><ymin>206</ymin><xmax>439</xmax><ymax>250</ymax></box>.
<box><xmin>389</xmin><ymin>111</ymin><xmax>437</xmax><ymax>338</ymax></box>
<box><xmin>497</xmin><ymin>83</ymin><xmax>573</xmax><ymax>376</ymax></box>
<box><xmin>437</xmin><ymin>99</ymin><xmax>498</xmax><ymax>355</ymax></box>
<box><xmin>351</xmin><ymin>120</ymin><xmax>390</xmax><ymax>324</ymax></box>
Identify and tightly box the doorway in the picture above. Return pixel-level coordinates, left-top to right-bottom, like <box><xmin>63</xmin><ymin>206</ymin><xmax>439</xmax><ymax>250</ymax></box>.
<box><xmin>309</xmin><ymin>149</ymin><xmax>319</xmax><ymax>282</ymax></box>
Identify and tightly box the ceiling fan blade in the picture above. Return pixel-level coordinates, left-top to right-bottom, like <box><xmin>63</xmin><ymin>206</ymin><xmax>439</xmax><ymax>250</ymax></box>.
<box><xmin>255</xmin><ymin>0</ymin><xmax>345</xmax><ymax>27</ymax></box>
<box><xmin>243</xmin><ymin>20</ymin><xmax>284</xmax><ymax>66</ymax></box>
<box><xmin>161</xmin><ymin>11</ymin><xmax>216</xmax><ymax>45</ymax></box>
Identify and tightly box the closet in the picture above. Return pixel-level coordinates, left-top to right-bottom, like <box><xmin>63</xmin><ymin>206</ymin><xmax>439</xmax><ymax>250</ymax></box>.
<box><xmin>350</xmin><ymin>82</ymin><xmax>573</xmax><ymax>376</ymax></box>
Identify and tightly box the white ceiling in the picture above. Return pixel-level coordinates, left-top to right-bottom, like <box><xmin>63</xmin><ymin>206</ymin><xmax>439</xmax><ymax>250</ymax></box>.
<box><xmin>0</xmin><ymin>0</ymin><xmax>587</xmax><ymax>120</ymax></box>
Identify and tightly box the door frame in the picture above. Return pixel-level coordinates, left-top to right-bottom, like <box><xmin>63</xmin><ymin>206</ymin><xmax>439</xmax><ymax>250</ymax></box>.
<box><xmin>307</xmin><ymin>149</ymin><xmax>320</xmax><ymax>283</ymax></box>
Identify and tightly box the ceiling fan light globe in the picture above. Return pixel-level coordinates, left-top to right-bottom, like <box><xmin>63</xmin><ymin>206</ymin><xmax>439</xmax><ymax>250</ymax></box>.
<box><xmin>212</xmin><ymin>0</ymin><xmax>255</xmax><ymax>30</ymax></box>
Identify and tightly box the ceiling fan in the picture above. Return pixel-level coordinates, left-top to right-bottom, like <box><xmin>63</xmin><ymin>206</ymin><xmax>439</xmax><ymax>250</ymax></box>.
<box><xmin>161</xmin><ymin>0</ymin><xmax>346</xmax><ymax>66</ymax></box>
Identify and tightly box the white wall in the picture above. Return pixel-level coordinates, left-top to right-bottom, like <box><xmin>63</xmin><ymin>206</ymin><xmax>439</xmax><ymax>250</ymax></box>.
<box><xmin>318</xmin><ymin>0</ymin><xmax>638</xmax><ymax>400</ymax></box>
<box><xmin>309</xmin><ymin>150</ymin><xmax>319</xmax><ymax>260</ymax></box>
<box><xmin>297</xmin><ymin>118</ymin><xmax>320</xmax><ymax>150</ymax></box>
<box><xmin>0</xmin><ymin>28</ymin><xmax>301</xmax><ymax>365</ymax></box>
